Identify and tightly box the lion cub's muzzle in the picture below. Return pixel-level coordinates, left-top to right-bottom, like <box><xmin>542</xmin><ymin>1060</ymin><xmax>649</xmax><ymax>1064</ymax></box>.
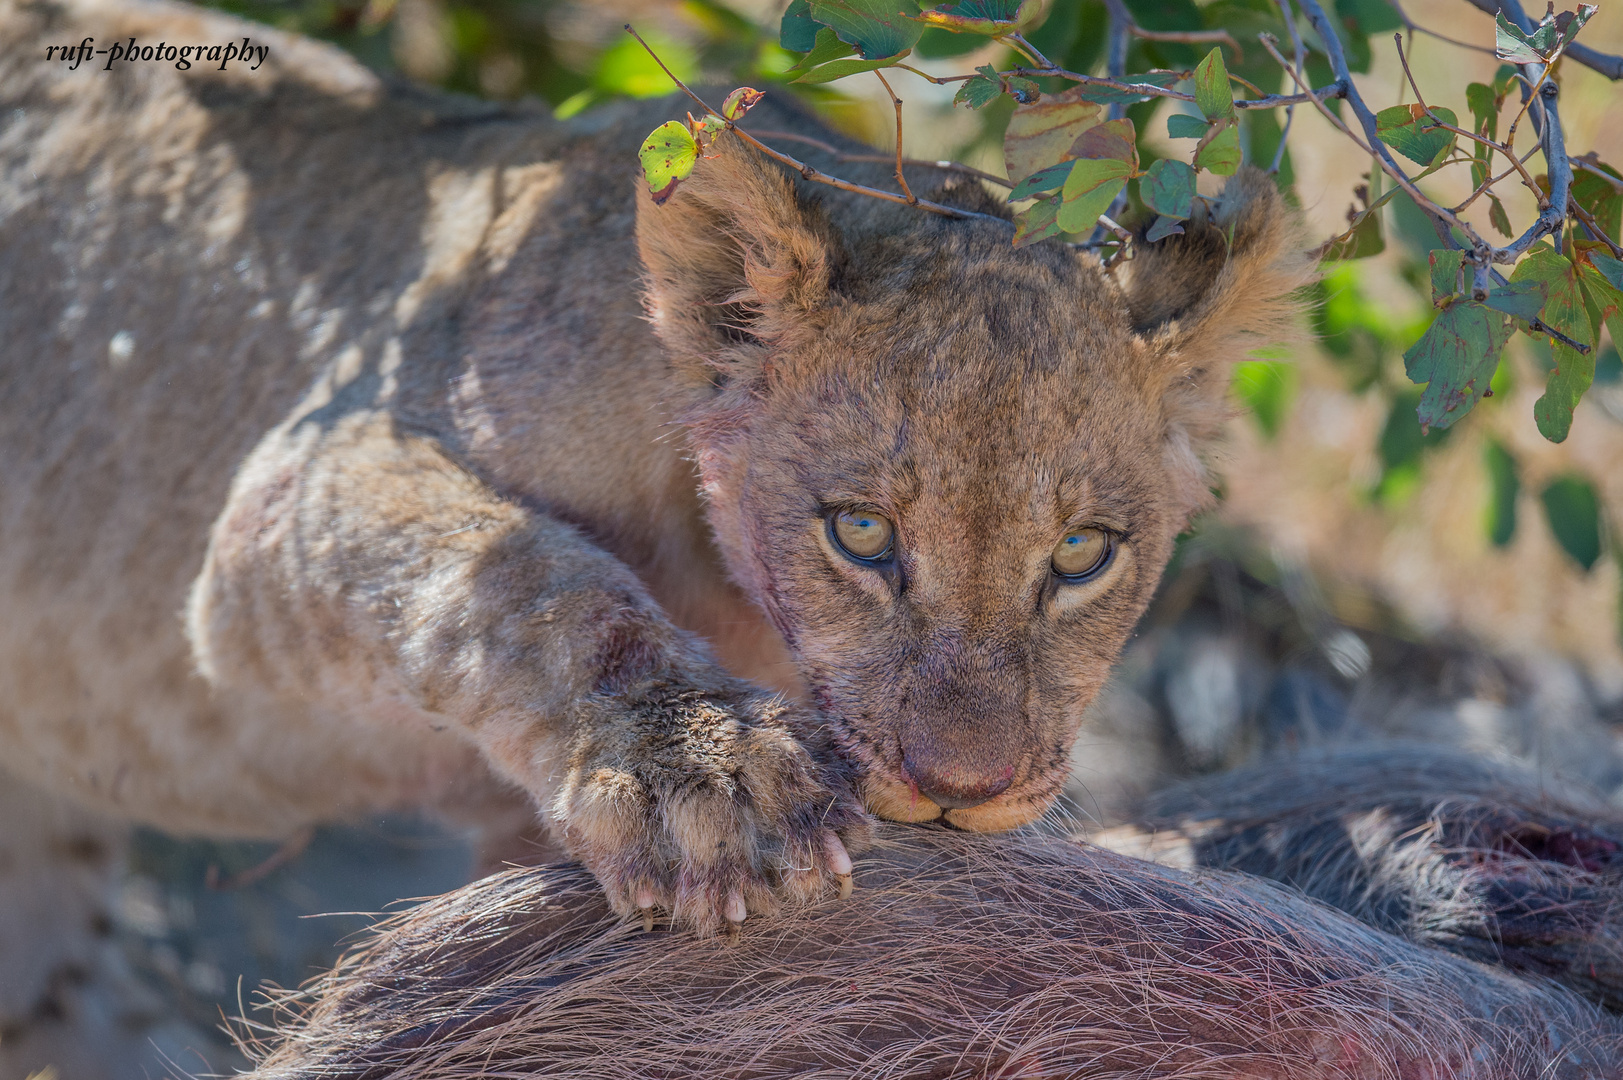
<box><xmin>861</xmin><ymin>758</ymin><xmax>1059</xmax><ymax>833</ymax></box>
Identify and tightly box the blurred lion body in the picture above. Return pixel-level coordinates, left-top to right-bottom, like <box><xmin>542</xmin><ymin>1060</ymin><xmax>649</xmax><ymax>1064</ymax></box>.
<box><xmin>0</xmin><ymin>0</ymin><xmax>1311</xmax><ymax>935</ymax></box>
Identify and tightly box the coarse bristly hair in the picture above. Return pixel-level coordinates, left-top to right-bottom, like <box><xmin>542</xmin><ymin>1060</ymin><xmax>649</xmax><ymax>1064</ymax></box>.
<box><xmin>1094</xmin><ymin>742</ymin><xmax>1623</xmax><ymax>1011</ymax></box>
<box><xmin>237</xmin><ymin>822</ymin><xmax>1622</xmax><ymax>1080</ymax></box>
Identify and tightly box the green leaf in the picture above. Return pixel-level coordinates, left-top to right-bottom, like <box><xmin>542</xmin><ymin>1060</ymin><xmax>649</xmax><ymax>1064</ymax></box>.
<box><xmin>639</xmin><ymin>121</ymin><xmax>699</xmax><ymax>205</ymax></box>
<box><xmin>1495</xmin><ymin>11</ymin><xmax>1552</xmax><ymax>63</ymax></box>
<box><xmin>780</xmin><ymin>0</ymin><xmax>820</xmax><ymax>51</ymax></box>
<box><xmin>1555</xmin><ymin>4</ymin><xmax>1598</xmax><ymax>48</ymax></box>
<box><xmin>1483</xmin><ymin>440</ymin><xmax>1519</xmax><ymax>547</ymax></box>
<box><xmin>1323</xmin><ymin>209</ymin><xmax>1384</xmax><ymax>261</ymax></box>
<box><xmin>1575</xmin><ymin>243</ymin><xmax>1623</xmax><ymax>364</ymax></box>
<box><xmin>1481</xmin><ymin>278</ymin><xmax>1549</xmax><ymax>323</ymax></box>
<box><xmin>1070</xmin><ymin>117</ymin><xmax>1137</xmax><ymax>167</ymax></box>
<box><xmin>1428</xmin><ymin>249</ymin><xmax>1464</xmax><ymax>307</ymax></box>
<box><xmin>721</xmin><ymin>87</ymin><xmax>764</xmax><ymax>120</ymax></box>
<box><xmin>1006</xmin><ymin>75</ymin><xmax>1040</xmax><ymax>103</ymax></box>
<box><xmin>1195</xmin><ymin>119</ymin><xmax>1242</xmax><ymax>175</ymax></box>
<box><xmin>1541</xmin><ymin>474</ymin><xmax>1602</xmax><ymax>570</ymax></box>
<box><xmin>787</xmin><ymin>25</ymin><xmax>857</xmax><ymax>71</ymax></box>
<box><xmin>1072</xmin><ymin>70</ymin><xmax>1180</xmax><ymax>105</ymax></box>
<box><xmin>1464</xmin><ymin>81</ymin><xmax>1499</xmax><ymax>140</ymax></box>
<box><xmin>1003</xmin><ymin>87</ymin><xmax>1100</xmax><ymax>184</ymax></box>
<box><xmin>1146</xmin><ymin>215</ymin><xmax>1185</xmax><ymax>242</ymax></box>
<box><xmin>1193</xmin><ymin>47</ymin><xmax>1234</xmax><ymax>121</ymax></box>
<box><xmin>1166</xmin><ymin>113</ymin><xmax>1207</xmax><ymax>140</ymax></box>
<box><xmin>1572</xmin><ymin>162</ymin><xmax>1622</xmax><ymax>241</ymax></box>
<box><xmin>1374</xmin><ymin>104</ymin><xmax>1458</xmax><ymax>167</ymax></box>
<box><xmin>1056</xmin><ymin>157</ymin><xmax>1131</xmax><ymax>233</ymax></box>
<box><xmin>1513</xmin><ymin>247</ymin><xmax>1595</xmax><ymax>442</ymax></box>
<box><xmin>809</xmin><ymin>0</ymin><xmax>925</xmax><ymax>59</ymax></box>
<box><xmin>1488</xmin><ymin>195</ymin><xmax>1513</xmax><ymax>237</ymax></box>
<box><xmin>913</xmin><ymin>0</ymin><xmax>1041</xmax><ymax>35</ymax></box>
<box><xmin>1140</xmin><ymin>159</ymin><xmax>1195</xmax><ymax>220</ymax></box>
<box><xmin>1012</xmin><ymin>196</ymin><xmax>1062</xmax><ymax>247</ymax></box>
<box><xmin>793</xmin><ymin>50</ymin><xmax>909</xmax><ymax>82</ymax></box>
<box><xmin>953</xmin><ymin>63</ymin><xmax>1003</xmax><ymax>107</ymax></box>
<box><xmin>1008</xmin><ymin>161</ymin><xmax>1073</xmax><ymax>201</ymax></box>
<box><xmin>1402</xmin><ymin>301</ymin><xmax>1514</xmax><ymax>432</ymax></box>
<box><xmin>1592</xmin><ymin>251</ymin><xmax>1623</xmax><ymax>291</ymax></box>
<box><xmin>1232</xmin><ymin>359</ymin><xmax>1297</xmax><ymax>439</ymax></box>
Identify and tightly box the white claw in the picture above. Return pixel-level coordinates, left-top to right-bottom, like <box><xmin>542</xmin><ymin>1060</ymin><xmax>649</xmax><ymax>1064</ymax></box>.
<box><xmin>825</xmin><ymin>833</ymin><xmax>853</xmax><ymax>878</ymax></box>
<box><xmin>635</xmin><ymin>885</ymin><xmax>656</xmax><ymax>931</ymax></box>
<box><xmin>724</xmin><ymin>888</ymin><xmax>747</xmax><ymax>925</ymax></box>
<box><xmin>835</xmin><ymin>872</ymin><xmax>854</xmax><ymax>901</ymax></box>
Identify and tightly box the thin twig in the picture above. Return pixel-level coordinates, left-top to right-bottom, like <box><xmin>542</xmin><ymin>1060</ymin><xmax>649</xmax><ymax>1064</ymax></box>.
<box><xmin>1102</xmin><ymin>0</ymin><xmax>1132</xmax><ymax>123</ymax></box>
<box><xmin>1486</xmin><ymin>0</ymin><xmax>1574</xmax><ymax>263</ymax></box>
<box><xmin>1005</xmin><ymin>33</ymin><xmax>1053</xmax><ymax>69</ymax></box>
<box><xmin>1258</xmin><ymin>29</ymin><xmax>1476</xmax><ymax>250</ymax></box>
<box><xmin>1270</xmin><ymin>0</ymin><xmax>1307</xmax><ymax>174</ymax></box>
<box><xmin>1130</xmin><ymin>25</ymin><xmax>1245</xmax><ymax>63</ymax></box>
<box><xmin>1574</xmin><ymin>155</ymin><xmax>1623</xmax><ymax>192</ymax></box>
<box><xmin>743</xmin><ymin>130</ymin><xmax>1014</xmax><ymax>188</ymax></box>
<box><xmin>1392</xmin><ymin>34</ymin><xmax>1545</xmax><ymax>204</ymax></box>
<box><xmin>872</xmin><ymin>69</ymin><xmax>916</xmax><ymax>205</ymax></box>
<box><xmin>1387</xmin><ymin>0</ymin><xmax>1498</xmax><ymax>54</ymax></box>
<box><xmin>1571</xmin><ymin>199</ymin><xmax>1623</xmax><ymax>258</ymax></box>
<box><xmin>623</xmin><ymin>25</ymin><xmax>1005</xmax><ymax>225</ymax></box>
<box><xmin>997</xmin><ymin>65</ymin><xmax>1337</xmax><ymax>109</ymax></box>
<box><xmin>1096</xmin><ymin>0</ymin><xmax>1134</xmax><ymax>245</ymax></box>
<box><xmin>1000</xmin><ymin>33</ymin><xmax>1045</xmax><ymax>67</ymax></box>
<box><xmin>893</xmin><ymin>63</ymin><xmax>959</xmax><ymax>85</ymax></box>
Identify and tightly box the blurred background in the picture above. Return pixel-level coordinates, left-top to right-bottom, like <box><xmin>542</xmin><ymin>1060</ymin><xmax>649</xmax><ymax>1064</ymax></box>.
<box><xmin>7</xmin><ymin>0</ymin><xmax>1623</xmax><ymax>1076</ymax></box>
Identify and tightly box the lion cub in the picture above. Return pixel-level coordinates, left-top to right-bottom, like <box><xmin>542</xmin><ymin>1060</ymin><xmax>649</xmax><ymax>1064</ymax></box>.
<box><xmin>0</xmin><ymin>0</ymin><xmax>1310</xmax><ymax>933</ymax></box>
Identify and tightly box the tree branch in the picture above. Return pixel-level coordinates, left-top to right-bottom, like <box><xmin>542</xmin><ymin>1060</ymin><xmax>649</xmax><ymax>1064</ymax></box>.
<box><xmin>741</xmin><ymin>130</ymin><xmax>1013</xmax><ymax>188</ymax></box>
<box><xmin>1101</xmin><ymin>0</ymin><xmax>1132</xmax><ymax>123</ymax></box>
<box><xmin>1387</xmin><ymin>0</ymin><xmax>1498</xmax><ymax>55</ymax></box>
<box><xmin>1130</xmin><ymin>25</ymin><xmax>1245</xmax><ymax>63</ymax></box>
<box><xmin>1461</xmin><ymin>0</ymin><xmax>1623</xmax><ymax>79</ymax></box>
<box><xmin>1258</xmin><ymin>24</ymin><xmax>1476</xmax><ymax>251</ymax></box>
<box><xmin>1482</xmin><ymin>0</ymin><xmax>1573</xmax><ymax>263</ymax></box>
<box><xmin>1270</xmin><ymin>0</ymin><xmax>1308</xmax><ymax>174</ymax></box>
<box><xmin>872</xmin><ymin>69</ymin><xmax>917</xmax><ymax>205</ymax></box>
<box><xmin>623</xmin><ymin>25</ymin><xmax>1006</xmax><ymax>224</ymax></box>
<box><xmin>999</xmin><ymin>68</ymin><xmax>1339</xmax><ymax>109</ymax></box>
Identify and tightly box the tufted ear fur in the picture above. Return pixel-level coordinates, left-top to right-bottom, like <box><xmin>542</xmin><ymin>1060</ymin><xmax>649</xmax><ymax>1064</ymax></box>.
<box><xmin>635</xmin><ymin>139</ymin><xmax>844</xmax><ymax>388</ymax></box>
<box><xmin>1119</xmin><ymin>167</ymin><xmax>1318</xmax><ymax>516</ymax></box>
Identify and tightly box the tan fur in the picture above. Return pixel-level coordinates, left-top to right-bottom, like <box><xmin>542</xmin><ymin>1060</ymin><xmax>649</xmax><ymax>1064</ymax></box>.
<box><xmin>0</xmin><ymin>0</ymin><xmax>1313</xmax><ymax>932</ymax></box>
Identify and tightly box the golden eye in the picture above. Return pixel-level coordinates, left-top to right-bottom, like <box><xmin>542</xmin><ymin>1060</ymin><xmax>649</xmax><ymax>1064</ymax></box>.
<box><xmin>830</xmin><ymin>510</ymin><xmax>894</xmax><ymax>561</ymax></box>
<box><xmin>1052</xmin><ymin>527</ymin><xmax>1111</xmax><ymax>579</ymax></box>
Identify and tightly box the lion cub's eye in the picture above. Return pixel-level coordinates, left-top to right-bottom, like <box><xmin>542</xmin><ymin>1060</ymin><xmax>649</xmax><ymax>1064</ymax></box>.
<box><xmin>1051</xmin><ymin>527</ymin><xmax>1112</xmax><ymax>580</ymax></box>
<box><xmin>830</xmin><ymin>510</ymin><xmax>895</xmax><ymax>561</ymax></box>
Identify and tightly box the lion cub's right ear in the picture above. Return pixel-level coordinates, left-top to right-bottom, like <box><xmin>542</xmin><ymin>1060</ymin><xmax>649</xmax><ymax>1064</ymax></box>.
<box><xmin>636</xmin><ymin>140</ymin><xmax>844</xmax><ymax>387</ymax></box>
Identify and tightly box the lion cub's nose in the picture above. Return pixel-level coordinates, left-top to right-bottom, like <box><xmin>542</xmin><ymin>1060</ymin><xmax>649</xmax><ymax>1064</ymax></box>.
<box><xmin>902</xmin><ymin>754</ymin><xmax>1014</xmax><ymax>811</ymax></box>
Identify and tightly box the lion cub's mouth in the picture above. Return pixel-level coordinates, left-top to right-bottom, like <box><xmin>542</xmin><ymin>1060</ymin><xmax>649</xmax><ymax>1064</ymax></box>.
<box><xmin>860</xmin><ymin>771</ymin><xmax>1055</xmax><ymax>833</ymax></box>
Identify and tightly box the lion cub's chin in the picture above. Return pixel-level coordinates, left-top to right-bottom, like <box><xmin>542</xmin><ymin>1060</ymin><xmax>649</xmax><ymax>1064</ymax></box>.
<box><xmin>863</xmin><ymin>776</ymin><xmax>1052</xmax><ymax>833</ymax></box>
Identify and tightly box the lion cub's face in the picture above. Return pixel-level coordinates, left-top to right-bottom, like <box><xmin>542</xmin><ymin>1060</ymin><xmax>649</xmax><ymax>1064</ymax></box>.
<box><xmin>703</xmin><ymin>289</ymin><xmax>1179</xmax><ymax>831</ymax></box>
<box><xmin>640</xmin><ymin>149</ymin><xmax>1308</xmax><ymax>831</ymax></box>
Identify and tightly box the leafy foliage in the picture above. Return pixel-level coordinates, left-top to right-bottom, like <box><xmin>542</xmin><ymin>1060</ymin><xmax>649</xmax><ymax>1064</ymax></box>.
<box><xmin>191</xmin><ymin>0</ymin><xmax>1622</xmax><ymax>608</ymax></box>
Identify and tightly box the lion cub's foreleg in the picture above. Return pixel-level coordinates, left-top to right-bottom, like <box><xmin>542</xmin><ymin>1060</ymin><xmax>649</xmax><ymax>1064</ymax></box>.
<box><xmin>186</xmin><ymin>410</ymin><xmax>866</xmax><ymax>935</ymax></box>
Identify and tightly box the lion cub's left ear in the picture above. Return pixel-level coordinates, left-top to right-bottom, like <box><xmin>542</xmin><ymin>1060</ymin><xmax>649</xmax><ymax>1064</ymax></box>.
<box><xmin>1118</xmin><ymin>167</ymin><xmax>1318</xmax><ymax>515</ymax></box>
<box><xmin>635</xmin><ymin>139</ymin><xmax>844</xmax><ymax>389</ymax></box>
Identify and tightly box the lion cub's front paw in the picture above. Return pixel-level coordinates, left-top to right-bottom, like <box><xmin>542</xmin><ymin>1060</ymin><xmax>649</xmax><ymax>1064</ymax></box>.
<box><xmin>553</xmin><ymin>683</ymin><xmax>872</xmax><ymax>936</ymax></box>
